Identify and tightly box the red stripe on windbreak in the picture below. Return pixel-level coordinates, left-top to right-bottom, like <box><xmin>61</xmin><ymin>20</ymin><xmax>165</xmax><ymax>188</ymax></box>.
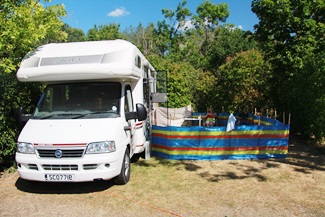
<box><xmin>152</xmin><ymin>144</ymin><xmax>288</xmax><ymax>151</ymax></box>
<box><xmin>152</xmin><ymin>133</ymin><xmax>289</xmax><ymax>139</ymax></box>
<box><xmin>34</xmin><ymin>143</ymin><xmax>87</xmax><ymax>147</ymax></box>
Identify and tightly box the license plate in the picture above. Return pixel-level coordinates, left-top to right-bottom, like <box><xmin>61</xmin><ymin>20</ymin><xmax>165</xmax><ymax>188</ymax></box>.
<box><xmin>44</xmin><ymin>174</ymin><xmax>74</xmax><ymax>181</ymax></box>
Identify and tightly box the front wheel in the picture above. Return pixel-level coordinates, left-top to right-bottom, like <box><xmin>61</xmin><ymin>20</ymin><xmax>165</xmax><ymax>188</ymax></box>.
<box><xmin>114</xmin><ymin>148</ymin><xmax>130</xmax><ymax>185</ymax></box>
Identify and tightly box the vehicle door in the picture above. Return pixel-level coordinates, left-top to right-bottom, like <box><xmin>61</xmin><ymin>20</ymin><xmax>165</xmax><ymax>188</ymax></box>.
<box><xmin>124</xmin><ymin>84</ymin><xmax>136</xmax><ymax>155</ymax></box>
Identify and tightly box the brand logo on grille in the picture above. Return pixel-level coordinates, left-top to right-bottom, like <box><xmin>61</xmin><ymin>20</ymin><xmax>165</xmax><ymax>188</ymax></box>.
<box><xmin>55</xmin><ymin>149</ymin><xmax>63</xmax><ymax>158</ymax></box>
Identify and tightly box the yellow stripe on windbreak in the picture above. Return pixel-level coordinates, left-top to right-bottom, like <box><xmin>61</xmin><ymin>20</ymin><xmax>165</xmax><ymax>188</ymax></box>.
<box><xmin>152</xmin><ymin>129</ymin><xmax>289</xmax><ymax>136</ymax></box>
<box><xmin>199</xmin><ymin>130</ymin><xmax>289</xmax><ymax>136</ymax></box>
<box><xmin>152</xmin><ymin>147</ymin><xmax>288</xmax><ymax>155</ymax></box>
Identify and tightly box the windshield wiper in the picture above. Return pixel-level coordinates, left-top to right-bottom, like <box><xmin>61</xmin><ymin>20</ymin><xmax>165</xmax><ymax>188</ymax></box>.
<box><xmin>71</xmin><ymin>111</ymin><xmax>112</xmax><ymax>119</ymax></box>
<box><xmin>38</xmin><ymin>111</ymin><xmax>118</xmax><ymax>120</ymax></box>
<box><xmin>40</xmin><ymin>113</ymin><xmax>83</xmax><ymax>120</ymax></box>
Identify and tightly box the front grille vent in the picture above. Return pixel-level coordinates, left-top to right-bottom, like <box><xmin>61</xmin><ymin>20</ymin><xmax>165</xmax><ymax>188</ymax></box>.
<box><xmin>83</xmin><ymin>164</ymin><xmax>98</xmax><ymax>170</ymax></box>
<box><xmin>37</xmin><ymin>149</ymin><xmax>84</xmax><ymax>158</ymax></box>
<box><xmin>28</xmin><ymin>164</ymin><xmax>38</xmax><ymax>170</ymax></box>
<box><xmin>42</xmin><ymin>164</ymin><xmax>78</xmax><ymax>171</ymax></box>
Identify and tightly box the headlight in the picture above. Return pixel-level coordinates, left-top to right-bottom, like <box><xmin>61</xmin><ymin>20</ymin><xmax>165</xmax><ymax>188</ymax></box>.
<box><xmin>17</xmin><ymin>142</ymin><xmax>35</xmax><ymax>154</ymax></box>
<box><xmin>86</xmin><ymin>141</ymin><xmax>116</xmax><ymax>154</ymax></box>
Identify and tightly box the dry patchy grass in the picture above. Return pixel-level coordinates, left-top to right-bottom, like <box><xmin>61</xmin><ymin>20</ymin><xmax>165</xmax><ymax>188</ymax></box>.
<box><xmin>0</xmin><ymin>140</ymin><xmax>324</xmax><ymax>217</ymax></box>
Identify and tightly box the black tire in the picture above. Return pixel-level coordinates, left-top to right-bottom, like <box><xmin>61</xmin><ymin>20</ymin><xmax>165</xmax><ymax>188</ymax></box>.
<box><xmin>131</xmin><ymin>153</ymin><xmax>141</xmax><ymax>163</ymax></box>
<box><xmin>114</xmin><ymin>148</ymin><xmax>130</xmax><ymax>185</ymax></box>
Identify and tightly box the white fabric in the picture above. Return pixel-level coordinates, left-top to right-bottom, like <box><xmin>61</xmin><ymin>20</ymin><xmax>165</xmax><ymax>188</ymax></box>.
<box><xmin>226</xmin><ymin>113</ymin><xmax>237</xmax><ymax>132</ymax></box>
<box><xmin>154</xmin><ymin>104</ymin><xmax>192</xmax><ymax>126</ymax></box>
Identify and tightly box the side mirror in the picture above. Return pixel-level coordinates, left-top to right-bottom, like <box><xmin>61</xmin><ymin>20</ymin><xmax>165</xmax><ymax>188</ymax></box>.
<box><xmin>16</xmin><ymin>107</ymin><xmax>31</xmax><ymax>127</ymax></box>
<box><xmin>125</xmin><ymin>104</ymin><xmax>147</xmax><ymax>121</ymax></box>
<box><xmin>136</xmin><ymin>103</ymin><xmax>147</xmax><ymax>121</ymax></box>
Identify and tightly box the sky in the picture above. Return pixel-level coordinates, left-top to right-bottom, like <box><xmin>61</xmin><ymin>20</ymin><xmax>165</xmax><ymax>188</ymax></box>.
<box><xmin>44</xmin><ymin>0</ymin><xmax>258</xmax><ymax>34</ymax></box>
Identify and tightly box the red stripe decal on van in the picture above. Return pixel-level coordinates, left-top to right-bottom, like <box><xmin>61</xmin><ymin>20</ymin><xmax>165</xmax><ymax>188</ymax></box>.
<box><xmin>136</xmin><ymin>122</ymin><xmax>143</xmax><ymax>126</ymax></box>
<box><xmin>34</xmin><ymin>143</ymin><xmax>87</xmax><ymax>147</ymax></box>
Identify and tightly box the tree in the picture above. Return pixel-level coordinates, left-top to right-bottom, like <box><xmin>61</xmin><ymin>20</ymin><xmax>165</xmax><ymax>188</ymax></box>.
<box><xmin>252</xmin><ymin>0</ymin><xmax>325</xmax><ymax>142</ymax></box>
<box><xmin>149</xmin><ymin>55</ymin><xmax>209</xmax><ymax>109</ymax></box>
<box><xmin>62</xmin><ymin>24</ymin><xmax>86</xmax><ymax>42</ymax></box>
<box><xmin>217</xmin><ymin>49</ymin><xmax>272</xmax><ymax>112</ymax></box>
<box><xmin>155</xmin><ymin>0</ymin><xmax>192</xmax><ymax>59</ymax></box>
<box><xmin>192</xmin><ymin>1</ymin><xmax>230</xmax><ymax>57</ymax></box>
<box><xmin>0</xmin><ymin>0</ymin><xmax>67</xmax><ymax>165</ymax></box>
<box><xmin>0</xmin><ymin>0</ymin><xmax>67</xmax><ymax>73</ymax></box>
<box><xmin>87</xmin><ymin>24</ymin><xmax>122</xmax><ymax>41</ymax></box>
<box><xmin>123</xmin><ymin>23</ymin><xmax>158</xmax><ymax>56</ymax></box>
<box><xmin>209</xmin><ymin>28</ymin><xmax>257</xmax><ymax>72</ymax></box>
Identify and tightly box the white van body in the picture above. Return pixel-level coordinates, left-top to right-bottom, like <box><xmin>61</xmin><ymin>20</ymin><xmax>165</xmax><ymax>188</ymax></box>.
<box><xmin>15</xmin><ymin>40</ymin><xmax>157</xmax><ymax>184</ymax></box>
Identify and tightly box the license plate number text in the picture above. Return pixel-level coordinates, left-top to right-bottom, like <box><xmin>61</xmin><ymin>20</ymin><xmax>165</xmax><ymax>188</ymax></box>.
<box><xmin>45</xmin><ymin>174</ymin><xmax>74</xmax><ymax>181</ymax></box>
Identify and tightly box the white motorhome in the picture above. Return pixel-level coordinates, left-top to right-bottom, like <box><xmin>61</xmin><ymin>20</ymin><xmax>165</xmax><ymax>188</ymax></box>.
<box><xmin>15</xmin><ymin>39</ymin><xmax>158</xmax><ymax>184</ymax></box>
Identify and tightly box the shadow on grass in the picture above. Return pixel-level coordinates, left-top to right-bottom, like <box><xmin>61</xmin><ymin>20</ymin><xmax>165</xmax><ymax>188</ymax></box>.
<box><xmin>269</xmin><ymin>137</ymin><xmax>325</xmax><ymax>174</ymax></box>
<box><xmin>136</xmin><ymin>136</ymin><xmax>325</xmax><ymax>183</ymax></box>
<box><xmin>197</xmin><ymin>161</ymin><xmax>270</xmax><ymax>182</ymax></box>
<box><xmin>199</xmin><ymin>170</ymin><xmax>267</xmax><ymax>182</ymax></box>
<box><xmin>15</xmin><ymin>178</ymin><xmax>114</xmax><ymax>194</ymax></box>
<box><xmin>136</xmin><ymin>156</ymin><xmax>203</xmax><ymax>170</ymax></box>
<box><xmin>136</xmin><ymin>156</ymin><xmax>269</xmax><ymax>182</ymax></box>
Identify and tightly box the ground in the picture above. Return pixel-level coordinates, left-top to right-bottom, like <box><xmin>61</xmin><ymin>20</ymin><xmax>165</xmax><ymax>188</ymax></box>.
<box><xmin>0</xmin><ymin>139</ymin><xmax>324</xmax><ymax>217</ymax></box>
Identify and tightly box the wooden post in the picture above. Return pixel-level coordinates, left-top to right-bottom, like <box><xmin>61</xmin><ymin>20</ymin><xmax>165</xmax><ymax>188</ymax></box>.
<box><xmin>288</xmin><ymin>113</ymin><xmax>291</xmax><ymax>125</ymax></box>
<box><xmin>198</xmin><ymin>115</ymin><xmax>202</xmax><ymax>126</ymax></box>
<box><xmin>283</xmin><ymin>112</ymin><xmax>286</xmax><ymax>125</ymax></box>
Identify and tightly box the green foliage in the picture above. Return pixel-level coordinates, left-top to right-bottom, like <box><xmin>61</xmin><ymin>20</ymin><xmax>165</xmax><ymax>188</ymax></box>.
<box><xmin>0</xmin><ymin>74</ymin><xmax>43</xmax><ymax>165</ymax></box>
<box><xmin>155</xmin><ymin>0</ymin><xmax>192</xmax><ymax>60</ymax></box>
<box><xmin>0</xmin><ymin>0</ymin><xmax>67</xmax><ymax>73</ymax></box>
<box><xmin>125</xmin><ymin>0</ymin><xmax>258</xmax><ymax>113</ymax></box>
<box><xmin>208</xmin><ymin>28</ymin><xmax>257</xmax><ymax>72</ymax></box>
<box><xmin>87</xmin><ymin>24</ymin><xmax>122</xmax><ymax>40</ymax></box>
<box><xmin>149</xmin><ymin>55</ymin><xmax>199</xmax><ymax>108</ymax></box>
<box><xmin>193</xmin><ymin>1</ymin><xmax>229</xmax><ymax>28</ymax></box>
<box><xmin>123</xmin><ymin>23</ymin><xmax>158</xmax><ymax>56</ymax></box>
<box><xmin>191</xmin><ymin>1</ymin><xmax>229</xmax><ymax>58</ymax></box>
<box><xmin>173</xmin><ymin>0</ymin><xmax>257</xmax><ymax>112</ymax></box>
<box><xmin>0</xmin><ymin>0</ymin><xmax>67</xmax><ymax>165</ymax></box>
<box><xmin>252</xmin><ymin>0</ymin><xmax>325</xmax><ymax>140</ymax></box>
<box><xmin>217</xmin><ymin>49</ymin><xmax>272</xmax><ymax>112</ymax></box>
<box><xmin>62</xmin><ymin>24</ymin><xmax>86</xmax><ymax>42</ymax></box>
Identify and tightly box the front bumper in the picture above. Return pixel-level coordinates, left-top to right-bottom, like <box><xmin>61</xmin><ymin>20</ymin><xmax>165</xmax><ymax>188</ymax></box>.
<box><xmin>15</xmin><ymin>148</ymin><xmax>125</xmax><ymax>182</ymax></box>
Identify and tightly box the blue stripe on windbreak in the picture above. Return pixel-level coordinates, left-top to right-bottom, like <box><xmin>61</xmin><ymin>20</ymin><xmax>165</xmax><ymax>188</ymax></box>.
<box><xmin>152</xmin><ymin>152</ymin><xmax>287</xmax><ymax>160</ymax></box>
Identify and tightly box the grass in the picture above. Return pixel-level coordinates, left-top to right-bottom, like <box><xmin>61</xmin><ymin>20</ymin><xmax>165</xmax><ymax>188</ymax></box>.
<box><xmin>127</xmin><ymin>140</ymin><xmax>325</xmax><ymax>216</ymax></box>
<box><xmin>1</xmin><ymin>139</ymin><xmax>324</xmax><ymax>217</ymax></box>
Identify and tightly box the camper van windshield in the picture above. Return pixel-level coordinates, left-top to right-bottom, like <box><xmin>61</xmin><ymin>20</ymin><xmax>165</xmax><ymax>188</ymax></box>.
<box><xmin>32</xmin><ymin>82</ymin><xmax>121</xmax><ymax>119</ymax></box>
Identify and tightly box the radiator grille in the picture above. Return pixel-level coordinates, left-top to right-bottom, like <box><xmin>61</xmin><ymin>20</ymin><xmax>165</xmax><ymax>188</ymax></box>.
<box><xmin>37</xmin><ymin>149</ymin><xmax>85</xmax><ymax>158</ymax></box>
<box><xmin>42</xmin><ymin>164</ymin><xmax>78</xmax><ymax>171</ymax></box>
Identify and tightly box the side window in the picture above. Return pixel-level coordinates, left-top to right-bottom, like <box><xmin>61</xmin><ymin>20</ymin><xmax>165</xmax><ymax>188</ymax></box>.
<box><xmin>135</xmin><ymin>55</ymin><xmax>141</xmax><ymax>68</ymax></box>
<box><xmin>143</xmin><ymin>67</ymin><xmax>149</xmax><ymax>108</ymax></box>
<box><xmin>124</xmin><ymin>85</ymin><xmax>134</xmax><ymax>113</ymax></box>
